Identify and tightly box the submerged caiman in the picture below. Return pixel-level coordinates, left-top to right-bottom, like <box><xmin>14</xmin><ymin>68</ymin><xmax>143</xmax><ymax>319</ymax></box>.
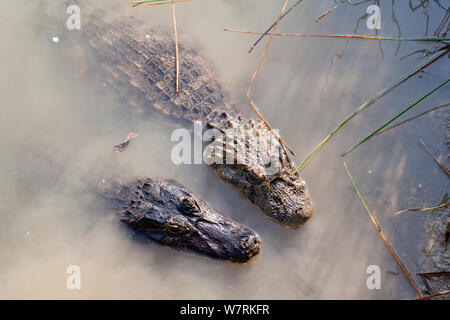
<box><xmin>53</xmin><ymin>5</ymin><xmax>313</xmax><ymax>227</ymax></box>
<box><xmin>98</xmin><ymin>177</ymin><xmax>261</xmax><ymax>263</ymax></box>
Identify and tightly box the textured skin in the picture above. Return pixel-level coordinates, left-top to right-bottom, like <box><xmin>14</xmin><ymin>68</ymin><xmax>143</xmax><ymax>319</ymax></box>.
<box><xmin>82</xmin><ymin>10</ymin><xmax>313</xmax><ymax>227</ymax></box>
<box><xmin>206</xmin><ymin>115</ymin><xmax>313</xmax><ymax>226</ymax></box>
<box><xmin>99</xmin><ymin>177</ymin><xmax>261</xmax><ymax>263</ymax></box>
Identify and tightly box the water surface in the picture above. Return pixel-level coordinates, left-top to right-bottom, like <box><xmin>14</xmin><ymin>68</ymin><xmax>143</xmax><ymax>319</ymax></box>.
<box><xmin>0</xmin><ymin>0</ymin><xmax>449</xmax><ymax>299</ymax></box>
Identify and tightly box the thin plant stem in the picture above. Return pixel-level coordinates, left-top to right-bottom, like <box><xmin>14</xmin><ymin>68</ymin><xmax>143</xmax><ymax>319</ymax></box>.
<box><xmin>341</xmin><ymin>157</ymin><xmax>423</xmax><ymax>298</ymax></box>
<box><xmin>375</xmin><ymin>103</ymin><xmax>450</xmax><ymax>136</ymax></box>
<box><xmin>341</xmin><ymin>78</ymin><xmax>450</xmax><ymax>157</ymax></box>
<box><xmin>295</xmin><ymin>47</ymin><xmax>449</xmax><ymax>173</ymax></box>
<box><xmin>394</xmin><ymin>202</ymin><xmax>450</xmax><ymax>215</ymax></box>
<box><xmin>132</xmin><ymin>0</ymin><xmax>190</xmax><ymax>7</ymax></box>
<box><xmin>224</xmin><ymin>29</ymin><xmax>450</xmax><ymax>42</ymax></box>
<box><xmin>414</xmin><ymin>290</ymin><xmax>450</xmax><ymax>300</ymax></box>
<box><xmin>171</xmin><ymin>2</ymin><xmax>180</xmax><ymax>94</ymax></box>
<box><xmin>248</xmin><ymin>0</ymin><xmax>305</xmax><ymax>53</ymax></box>
<box><xmin>246</xmin><ymin>0</ymin><xmax>296</xmax><ymax>156</ymax></box>
<box><xmin>315</xmin><ymin>1</ymin><xmax>346</xmax><ymax>21</ymax></box>
<box><xmin>339</xmin><ymin>79</ymin><xmax>450</xmax><ymax>299</ymax></box>
<box><xmin>419</xmin><ymin>138</ymin><xmax>450</xmax><ymax>176</ymax></box>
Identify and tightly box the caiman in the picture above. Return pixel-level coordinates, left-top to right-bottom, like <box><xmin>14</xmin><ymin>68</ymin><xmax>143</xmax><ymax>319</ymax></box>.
<box><xmin>97</xmin><ymin>176</ymin><xmax>261</xmax><ymax>263</ymax></box>
<box><xmin>52</xmin><ymin>4</ymin><xmax>313</xmax><ymax>227</ymax></box>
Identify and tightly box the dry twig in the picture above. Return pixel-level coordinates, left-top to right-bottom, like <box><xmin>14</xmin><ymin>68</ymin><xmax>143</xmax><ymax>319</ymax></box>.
<box><xmin>224</xmin><ymin>29</ymin><xmax>450</xmax><ymax>42</ymax></box>
<box><xmin>246</xmin><ymin>0</ymin><xmax>296</xmax><ymax>156</ymax></box>
<box><xmin>132</xmin><ymin>0</ymin><xmax>191</xmax><ymax>7</ymax></box>
<box><xmin>394</xmin><ymin>202</ymin><xmax>450</xmax><ymax>215</ymax></box>
<box><xmin>419</xmin><ymin>138</ymin><xmax>450</xmax><ymax>176</ymax></box>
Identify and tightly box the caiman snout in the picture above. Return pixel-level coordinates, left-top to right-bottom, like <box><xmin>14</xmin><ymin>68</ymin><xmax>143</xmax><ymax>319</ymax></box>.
<box><xmin>240</xmin><ymin>234</ymin><xmax>261</xmax><ymax>261</ymax></box>
<box><xmin>265</xmin><ymin>176</ymin><xmax>314</xmax><ymax>227</ymax></box>
<box><xmin>208</xmin><ymin>116</ymin><xmax>314</xmax><ymax>228</ymax></box>
<box><xmin>290</xmin><ymin>202</ymin><xmax>314</xmax><ymax>226</ymax></box>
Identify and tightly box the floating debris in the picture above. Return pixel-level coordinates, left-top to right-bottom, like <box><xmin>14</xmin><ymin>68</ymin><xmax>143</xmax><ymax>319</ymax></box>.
<box><xmin>113</xmin><ymin>132</ymin><xmax>139</xmax><ymax>152</ymax></box>
<box><xmin>315</xmin><ymin>1</ymin><xmax>344</xmax><ymax>21</ymax></box>
<box><xmin>394</xmin><ymin>202</ymin><xmax>449</xmax><ymax>215</ymax></box>
<box><xmin>414</xmin><ymin>290</ymin><xmax>450</xmax><ymax>300</ymax></box>
<box><xmin>416</xmin><ymin>272</ymin><xmax>450</xmax><ymax>300</ymax></box>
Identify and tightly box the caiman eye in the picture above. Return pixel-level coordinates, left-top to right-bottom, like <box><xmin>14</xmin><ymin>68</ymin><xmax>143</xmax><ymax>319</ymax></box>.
<box><xmin>179</xmin><ymin>198</ymin><xmax>201</xmax><ymax>217</ymax></box>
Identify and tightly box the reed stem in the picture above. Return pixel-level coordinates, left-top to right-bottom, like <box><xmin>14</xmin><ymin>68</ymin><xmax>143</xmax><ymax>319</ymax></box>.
<box><xmin>295</xmin><ymin>47</ymin><xmax>449</xmax><ymax>172</ymax></box>
<box><xmin>341</xmin><ymin>78</ymin><xmax>450</xmax><ymax>157</ymax></box>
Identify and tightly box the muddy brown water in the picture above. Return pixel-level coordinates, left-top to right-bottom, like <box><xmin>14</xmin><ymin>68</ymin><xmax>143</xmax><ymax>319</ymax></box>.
<box><xmin>0</xmin><ymin>0</ymin><xmax>449</xmax><ymax>299</ymax></box>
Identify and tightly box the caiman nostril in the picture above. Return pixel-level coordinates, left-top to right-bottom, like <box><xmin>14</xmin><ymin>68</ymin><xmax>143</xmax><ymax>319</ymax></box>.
<box><xmin>301</xmin><ymin>205</ymin><xmax>313</xmax><ymax>219</ymax></box>
<box><xmin>241</xmin><ymin>234</ymin><xmax>261</xmax><ymax>258</ymax></box>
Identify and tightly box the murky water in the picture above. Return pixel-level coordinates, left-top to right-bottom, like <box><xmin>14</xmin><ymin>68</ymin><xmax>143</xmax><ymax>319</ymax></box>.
<box><xmin>0</xmin><ymin>0</ymin><xmax>449</xmax><ymax>299</ymax></box>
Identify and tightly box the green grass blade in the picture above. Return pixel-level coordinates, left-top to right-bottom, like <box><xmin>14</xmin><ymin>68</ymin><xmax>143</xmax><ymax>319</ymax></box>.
<box><xmin>341</xmin><ymin>78</ymin><xmax>450</xmax><ymax>157</ymax></box>
<box><xmin>295</xmin><ymin>47</ymin><xmax>449</xmax><ymax>173</ymax></box>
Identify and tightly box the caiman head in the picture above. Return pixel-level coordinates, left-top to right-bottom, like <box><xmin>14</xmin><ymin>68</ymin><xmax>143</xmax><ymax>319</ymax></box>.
<box><xmin>206</xmin><ymin>114</ymin><xmax>313</xmax><ymax>228</ymax></box>
<box><xmin>107</xmin><ymin>177</ymin><xmax>261</xmax><ymax>263</ymax></box>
